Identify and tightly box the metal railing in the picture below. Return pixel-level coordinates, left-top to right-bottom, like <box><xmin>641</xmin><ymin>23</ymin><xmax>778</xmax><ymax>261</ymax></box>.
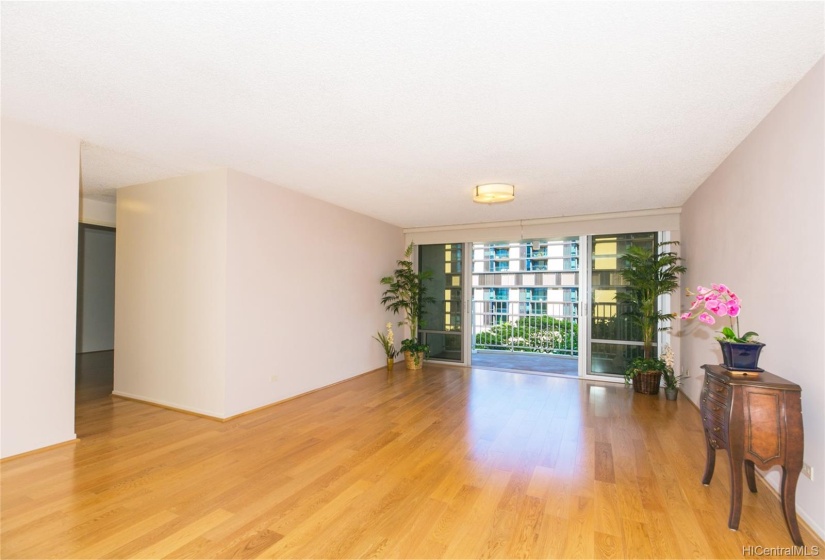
<box><xmin>471</xmin><ymin>300</ymin><xmax>579</xmax><ymax>356</ymax></box>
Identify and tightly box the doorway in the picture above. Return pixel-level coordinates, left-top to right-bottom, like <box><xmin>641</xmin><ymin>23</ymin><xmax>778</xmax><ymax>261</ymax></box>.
<box><xmin>75</xmin><ymin>224</ymin><xmax>116</xmax><ymax>411</ymax></box>
<box><xmin>587</xmin><ymin>232</ymin><xmax>658</xmax><ymax>378</ymax></box>
<box><xmin>418</xmin><ymin>243</ymin><xmax>464</xmax><ymax>362</ymax></box>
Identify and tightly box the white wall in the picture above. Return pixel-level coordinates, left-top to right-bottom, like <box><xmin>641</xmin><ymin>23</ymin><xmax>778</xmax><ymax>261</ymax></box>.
<box><xmin>1</xmin><ymin>118</ymin><xmax>80</xmax><ymax>458</ymax></box>
<box><xmin>680</xmin><ymin>58</ymin><xmax>824</xmax><ymax>538</ymax></box>
<box><xmin>113</xmin><ymin>170</ymin><xmax>228</xmax><ymax>417</ymax></box>
<box><xmin>76</xmin><ymin>226</ymin><xmax>116</xmax><ymax>353</ymax></box>
<box><xmin>224</xmin><ymin>170</ymin><xmax>404</xmax><ymax>417</ymax></box>
<box><xmin>79</xmin><ymin>197</ymin><xmax>116</xmax><ymax>227</ymax></box>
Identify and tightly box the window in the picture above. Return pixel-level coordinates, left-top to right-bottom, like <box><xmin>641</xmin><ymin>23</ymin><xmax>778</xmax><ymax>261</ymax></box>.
<box><xmin>490</xmin><ymin>245</ymin><xmax>510</xmax><ymax>272</ymax></box>
<box><xmin>523</xmin><ymin>288</ymin><xmax>547</xmax><ymax>301</ymax></box>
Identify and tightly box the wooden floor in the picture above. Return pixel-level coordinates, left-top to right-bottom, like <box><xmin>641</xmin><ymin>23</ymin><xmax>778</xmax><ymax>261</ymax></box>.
<box><xmin>2</xmin><ymin>355</ymin><xmax>822</xmax><ymax>559</ymax></box>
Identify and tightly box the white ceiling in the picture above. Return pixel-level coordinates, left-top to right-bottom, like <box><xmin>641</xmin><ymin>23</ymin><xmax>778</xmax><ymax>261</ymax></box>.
<box><xmin>2</xmin><ymin>2</ymin><xmax>823</xmax><ymax>228</ymax></box>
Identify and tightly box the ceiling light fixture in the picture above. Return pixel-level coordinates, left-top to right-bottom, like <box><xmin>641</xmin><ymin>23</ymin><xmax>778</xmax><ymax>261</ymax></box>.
<box><xmin>473</xmin><ymin>183</ymin><xmax>515</xmax><ymax>204</ymax></box>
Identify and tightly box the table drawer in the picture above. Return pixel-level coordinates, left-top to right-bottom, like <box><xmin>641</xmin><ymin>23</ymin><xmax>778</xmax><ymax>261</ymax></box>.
<box><xmin>704</xmin><ymin>377</ymin><xmax>731</xmax><ymax>407</ymax></box>
<box><xmin>702</xmin><ymin>397</ymin><xmax>728</xmax><ymax>423</ymax></box>
<box><xmin>706</xmin><ymin>377</ymin><xmax>731</xmax><ymax>399</ymax></box>
<box><xmin>703</xmin><ymin>414</ymin><xmax>728</xmax><ymax>446</ymax></box>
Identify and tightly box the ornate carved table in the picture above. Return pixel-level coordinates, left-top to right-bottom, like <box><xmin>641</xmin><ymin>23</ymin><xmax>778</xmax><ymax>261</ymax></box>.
<box><xmin>700</xmin><ymin>364</ymin><xmax>804</xmax><ymax>546</ymax></box>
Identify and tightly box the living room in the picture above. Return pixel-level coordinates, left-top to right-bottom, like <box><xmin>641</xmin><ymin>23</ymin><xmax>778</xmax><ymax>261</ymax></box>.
<box><xmin>1</xmin><ymin>2</ymin><xmax>823</xmax><ymax>557</ymax></box>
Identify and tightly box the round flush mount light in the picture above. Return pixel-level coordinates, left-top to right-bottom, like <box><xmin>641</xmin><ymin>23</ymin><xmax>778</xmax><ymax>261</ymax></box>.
<box><xmin>473</xmin><ymin>183</ymin><xmax>515</xmax><ymax>204</ymax></box>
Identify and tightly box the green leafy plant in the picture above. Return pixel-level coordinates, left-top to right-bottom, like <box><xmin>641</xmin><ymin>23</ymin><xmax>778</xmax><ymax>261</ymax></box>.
<box><xmin>615</xmin><ymin>241</ymin><xmax>687</xmax><ymax>361</ymax></box>
<box><xmin>380</xmin><ymin>243</ymin><xmax>435</xmax><ymax>362</ymax></box>
<box><xmin>719</xmin><ymin>326</ymin><xmax>758</xmax><ymax>343</ymax></box>
<box><xmin>400</xmin><ymin>338</ymin><xmax>429</xmax><ymax>365</ymax></box>
<box><xmin>624</xmin><ymin>357</ymin><xmax>669</xmax><ymax>385</ymax></box>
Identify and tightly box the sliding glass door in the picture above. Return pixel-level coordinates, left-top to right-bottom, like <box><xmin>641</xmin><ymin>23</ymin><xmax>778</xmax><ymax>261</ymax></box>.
<box><xmin>415</xmin><ymin>232</ymin><xmax>665</xmax><ymax>377</ymax></box>
<box><xmin>418</xmin><ymin>243</ymin><xmax>464</xmax><ymax>363</ymax></box>
<box><xmin>587</xmin><ymin>232</ymin><xmax>657</xmax><ymax>377</ymax></box>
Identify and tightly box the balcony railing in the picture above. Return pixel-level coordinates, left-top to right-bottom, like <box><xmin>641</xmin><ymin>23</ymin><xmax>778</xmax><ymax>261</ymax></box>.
<box><xmin>472</xmin><ymin>300</ymin><xmax>579</xmax><ymax>356</ymax></box>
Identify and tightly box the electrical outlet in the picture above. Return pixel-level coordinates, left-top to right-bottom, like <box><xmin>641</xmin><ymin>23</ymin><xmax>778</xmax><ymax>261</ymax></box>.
<box><xmin>801</xmin><ymin>462</ymin><xmax>813</xmax><ymax>480</ymax></box>
<box><xmin>681</xmin><ymin>367</ymin><xmax>690</xmax><ymax>378</ymax></box>
<box><xmin>270</xmin><ymin>375</ymin><xmax>278</xmax><ymax>382</ymax></box>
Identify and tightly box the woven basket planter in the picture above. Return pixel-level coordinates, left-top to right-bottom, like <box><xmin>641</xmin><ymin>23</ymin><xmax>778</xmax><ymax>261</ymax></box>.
<box><xmin>632</xmin><ymin>370</ymin><xmax>662</xmax><ymax>395</ymax></box>
<box><xmin>404</xmin><ymin>350</ymin><xmax>424</xmax><ymax>370</ymax></box>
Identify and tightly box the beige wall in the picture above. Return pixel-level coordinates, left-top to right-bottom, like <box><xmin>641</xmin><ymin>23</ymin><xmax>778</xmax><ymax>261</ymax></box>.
<box><xmin>224</xmin><ymin>170</ymin><xmax>404</xmax><ymax>417</ymax></box>
<box><xmin>114</xmin><ymin>170</ymin><xmax>228</xmax><ymax>417</ymax></box>
<box><xmin>1</xmin><ymin>119</ymin><xmax>80</xmax><ymax>458</ymax></box>
<box><xmin>113</xmin><ymin>168</ymin><xmax>403</xmax><ymax>419</ymax></box>
<box><xmin>680</xmin><ymin>58</ymin><xmax>824</xmax><ymax>537</ymax></box>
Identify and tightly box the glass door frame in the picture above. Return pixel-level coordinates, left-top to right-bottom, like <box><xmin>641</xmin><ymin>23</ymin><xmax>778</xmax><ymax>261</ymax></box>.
<box><xmin>580</xmin><ymin>230</ymin><xmax>672</xmax><ymax>383</ymax></box>
<box><xmin>417</xmin><ymin>242</ymin><xmax>471</xmax><ymax>367</ymax></box>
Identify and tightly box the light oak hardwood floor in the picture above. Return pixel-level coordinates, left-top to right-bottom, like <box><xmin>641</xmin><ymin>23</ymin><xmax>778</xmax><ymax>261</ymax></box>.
<box><xmin>2</xmin><ymin>354</ymin><xmax>822</xmax><ymax>558</ymax></box>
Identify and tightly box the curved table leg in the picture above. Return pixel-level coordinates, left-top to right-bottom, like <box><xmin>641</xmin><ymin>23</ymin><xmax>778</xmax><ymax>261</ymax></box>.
<box><xmin>702</xmin><ymin>433</ymin><xmax>716</xmax><ymax>485</ymax></box>
<box><xmin>727</xmin><ymin>451</ymin><xmax>743</xmax><ymax>530</ymax></box>
<box><xmin>744</xmin><ymin>460</ymin><xmax>757</xmax><ymax>493</ymax></box>
<box><xmin>781</xmin><ymin>466</ymin><xmax>804</xmax><ymax>546</ymax></box>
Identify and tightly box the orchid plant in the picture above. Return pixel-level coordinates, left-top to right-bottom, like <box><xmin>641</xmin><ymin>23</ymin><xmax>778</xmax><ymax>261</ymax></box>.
<box><xmin>681</xmin><ymin>283</ymin><xmax>759</xmax><ymax>343</ymax></box>
<box><xmin>373</xmin><ymin>323</ymin><xmax>398</xmax><ymax>359</ymax></box>
<box><xmin>660</xmin><ymin>344</ymin><xmax>681</xmax><ymax>389</ymax></box>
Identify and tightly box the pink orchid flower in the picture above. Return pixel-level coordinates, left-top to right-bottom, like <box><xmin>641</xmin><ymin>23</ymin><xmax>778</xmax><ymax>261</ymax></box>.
<box><xmin>682</xmin><ymin>282</ymin><xmax>753</xmax><ymax>342</ymax></box>
<box><xmin>698</xmin><ymin>312</ymin><xmax>715</xmax><ymax>325</ymax></box>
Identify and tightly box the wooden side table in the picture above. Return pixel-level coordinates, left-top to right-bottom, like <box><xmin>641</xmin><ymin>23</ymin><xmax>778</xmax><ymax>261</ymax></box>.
<box><xmin>700</xmin><ymin>364</ymin><xmax>804</xmax><ymax>546</ymax></box>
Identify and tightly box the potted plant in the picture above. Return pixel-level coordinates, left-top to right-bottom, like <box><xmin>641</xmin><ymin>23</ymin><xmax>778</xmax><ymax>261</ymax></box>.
<box><xmin>616</xmin><ymin>241</ymin><xmax>687</xmax><ymax>395</ymax></box>
<box><xmin>373</xmin><ymin>322</ymin><xmax>398</xmax><ymax>371</ymax></box>
<box><xmin>660</xmin><ymin>344</ymin><xmax>681</xmax><ymax>400</ymax></box>
<box><xmin>681</xmin><ymin>283</ymin><xmax>764</xmax><ymax>371</ymax></box>
<box><xmin>380</xmin><ymin>242</ymin><xmax>434</xmax><ymax>370</ymax></box>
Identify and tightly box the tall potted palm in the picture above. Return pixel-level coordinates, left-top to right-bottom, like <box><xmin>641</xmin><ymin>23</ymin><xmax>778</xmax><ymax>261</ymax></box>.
<box><xmin>380</xmin><ymin>243</ymin><xmax>434</xmax><ymax>369</ymax></box>
<box><xmin>616</xmin><ymin>241</ymin><xmax>686</xmax><ymax>394</ymax></box>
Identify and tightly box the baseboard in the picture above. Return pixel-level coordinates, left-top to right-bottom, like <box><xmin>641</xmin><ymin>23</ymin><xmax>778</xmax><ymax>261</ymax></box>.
<box><xmin>222</xmin><ymin>366</ymin><xmax>383</xmax><ymax>421</ymax></box>
<box><xmin>112</xmin><ymin>365</ymin><xmax>389</xmax><ymax>423</ymax></box>
<box><xmin>754</xmin><ymin>469</ymin><xmax>825</xmax><ymax>542</ymax></box>
<box><xmin>1</xmin><ymin>437</ymin><xmax>79</xmax><ymax>462</ymax></box>
<box><xmin>111</xmin><ymin>391</ymin><xmax>224</xmax><ymax>421</ymax></box>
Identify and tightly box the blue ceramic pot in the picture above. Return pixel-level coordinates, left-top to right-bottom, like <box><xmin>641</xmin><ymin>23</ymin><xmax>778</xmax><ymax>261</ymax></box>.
<box><xmin>719</xmin><ymin>341</ymin><xmax>765</xmax><ymax>370</ymax></box>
